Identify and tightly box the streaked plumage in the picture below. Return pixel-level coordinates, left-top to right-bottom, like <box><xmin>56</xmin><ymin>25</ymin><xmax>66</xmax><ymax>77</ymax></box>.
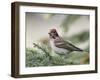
<box><xmin>48</xmin><ymin>29</ymin><xmax>83</xmax><ymax>55</ymax></box>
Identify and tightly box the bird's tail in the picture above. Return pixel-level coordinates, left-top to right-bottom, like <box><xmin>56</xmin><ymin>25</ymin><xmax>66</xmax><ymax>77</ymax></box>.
<box><xmin>76</xmin><ymin>47</ymin><xmax>83</xmax><ymax>51</ymax></box>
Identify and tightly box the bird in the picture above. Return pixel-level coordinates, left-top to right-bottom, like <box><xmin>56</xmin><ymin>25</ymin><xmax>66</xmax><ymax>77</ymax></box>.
<box><xmin>48</xmin><ymin>29</ymin><xmax>83</xmax><ymax>55</ymax></box>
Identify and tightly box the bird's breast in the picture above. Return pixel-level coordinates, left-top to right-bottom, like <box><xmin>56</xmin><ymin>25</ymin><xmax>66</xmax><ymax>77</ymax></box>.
<box><xmin>50</xmin><ymin>40</ymin><xmax>69</xmax><ymax>55</ymax></box>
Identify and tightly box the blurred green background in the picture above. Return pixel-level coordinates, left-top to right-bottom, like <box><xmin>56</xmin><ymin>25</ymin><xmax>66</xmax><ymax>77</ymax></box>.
<box><xmin>25</xmin><ymin>13</ymin><xmax>89</xmax><ymax>67</ymax></box>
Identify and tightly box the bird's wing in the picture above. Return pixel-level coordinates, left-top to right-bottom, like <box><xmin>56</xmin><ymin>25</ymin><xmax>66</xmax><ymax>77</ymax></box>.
<box><xmin>54</xmin><ymin>38</ymin><xmax>83</xmax><ymax>51</ymax></box>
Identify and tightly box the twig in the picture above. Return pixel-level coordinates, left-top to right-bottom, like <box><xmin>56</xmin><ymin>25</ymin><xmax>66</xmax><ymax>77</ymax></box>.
<box><xmin>33</xmin><ymin>43</ymin><xmax>50</xmax><ymax>57</ymax></box>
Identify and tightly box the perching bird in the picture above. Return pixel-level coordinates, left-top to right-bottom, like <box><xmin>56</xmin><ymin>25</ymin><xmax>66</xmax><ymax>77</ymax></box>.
<box><xmin>48</xmin><ymin>29</ymin><xmax>83</xmax><ymax>55</ymax></box>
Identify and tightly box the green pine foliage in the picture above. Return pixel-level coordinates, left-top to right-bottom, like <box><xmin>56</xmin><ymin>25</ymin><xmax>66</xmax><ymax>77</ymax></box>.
<box><xmin>26</xmin><ymin>43</ymin><xmax>89</xmax><ymax>67</ymax></box>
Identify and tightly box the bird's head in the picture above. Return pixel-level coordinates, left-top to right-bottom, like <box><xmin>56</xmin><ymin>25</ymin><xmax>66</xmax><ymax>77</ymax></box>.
<box><xmin>48</xmin><ymin>29</ymin><xmax>59</xmax><ymax>39</ymax></box>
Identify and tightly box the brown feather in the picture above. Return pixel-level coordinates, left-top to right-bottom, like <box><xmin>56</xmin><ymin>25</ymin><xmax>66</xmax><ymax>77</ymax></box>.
<box><xmin>54</xmin><ymin>37</ymin><xmax>83</xmax><ymax>51</ymax></box>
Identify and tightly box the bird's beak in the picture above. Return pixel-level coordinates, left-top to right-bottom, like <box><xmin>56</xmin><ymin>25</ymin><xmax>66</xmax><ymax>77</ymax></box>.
<box><xmin>48</xmin><ymin>32</ymin><xmax>50</xmax><ymax>34</ymax></box>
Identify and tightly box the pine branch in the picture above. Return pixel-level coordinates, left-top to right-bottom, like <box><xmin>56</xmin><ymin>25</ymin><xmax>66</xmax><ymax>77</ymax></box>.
<box><xmin>33</xmin><ymin>43</ymin><xmax>51</xmax><ymax>58</ymax></box>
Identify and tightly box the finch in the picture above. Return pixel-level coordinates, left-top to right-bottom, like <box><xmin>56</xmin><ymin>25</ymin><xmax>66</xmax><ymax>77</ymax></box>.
<box><xmin>48</xmin><ymin>29</ymin><xmax>83</xmax><ymax>55</ymax></box>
